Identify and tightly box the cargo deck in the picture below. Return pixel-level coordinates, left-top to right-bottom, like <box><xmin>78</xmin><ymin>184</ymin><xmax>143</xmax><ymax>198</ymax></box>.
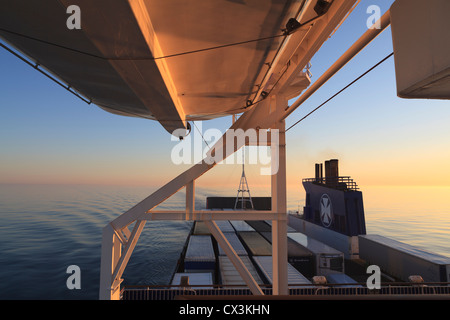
<box><xmin>121</xmin><ymin>217</ymin><xmax>450</xmax><ymax>300</ymax></box>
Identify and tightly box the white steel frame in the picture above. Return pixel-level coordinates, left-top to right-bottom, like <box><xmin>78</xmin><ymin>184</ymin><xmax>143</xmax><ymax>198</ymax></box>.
<box><xmin>98</xmin><ymin>0</ymin><xmax>384</xmax><ymax>300</ymax></box>
<box><xmin>99</xmin><ymin>115</ymin><xmax>288</xmax><ymax>300</ymax></box>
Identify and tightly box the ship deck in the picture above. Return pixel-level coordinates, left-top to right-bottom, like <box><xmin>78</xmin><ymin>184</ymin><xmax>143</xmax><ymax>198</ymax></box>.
<box><xmin>120</xmin><ymin>217</ymin><xmax>450</xmax><ymax>300</ymax></box>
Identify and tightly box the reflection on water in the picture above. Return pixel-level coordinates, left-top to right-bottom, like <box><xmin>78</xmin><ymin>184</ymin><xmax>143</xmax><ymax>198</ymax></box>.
<box><xmin>0</xmin><ymin>184</ymin><xmax>194</xmax><ymax>300</ymax></box>
<box><xmin>362</xmin><ymin>186</ymin><xmax>450</xmax><ymax>258</ymax></box>
<box><xmin>0</xmin><ymin>184</ymin><xmax>449</xmax><ymax>299</ymax></box>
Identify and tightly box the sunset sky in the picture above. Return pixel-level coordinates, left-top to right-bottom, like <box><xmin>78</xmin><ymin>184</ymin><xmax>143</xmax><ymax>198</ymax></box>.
<box><xmin>1</xmin><ymin>0</ymin><xmax>449</xmax><ymax>191</ymax></box>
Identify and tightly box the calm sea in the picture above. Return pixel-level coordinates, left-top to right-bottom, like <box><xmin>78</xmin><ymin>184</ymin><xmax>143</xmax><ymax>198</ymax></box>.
<box><xmin>0</xmin><ymin>184</ymin><xmax>449</xmax><ymax>300</ymax></box>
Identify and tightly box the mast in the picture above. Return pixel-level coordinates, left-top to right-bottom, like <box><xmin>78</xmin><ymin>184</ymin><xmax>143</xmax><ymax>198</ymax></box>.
<box><xmin>234</xmin><ymin>148</ymin><xmax>254</xmax><ymax>210</ymax></box>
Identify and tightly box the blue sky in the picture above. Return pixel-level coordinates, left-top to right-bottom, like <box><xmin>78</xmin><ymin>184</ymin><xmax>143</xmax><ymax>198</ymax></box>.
<box><xmin>1</xmin><ymin>0</ymin><xmax>449</xmax><ymax>189</ymax></box>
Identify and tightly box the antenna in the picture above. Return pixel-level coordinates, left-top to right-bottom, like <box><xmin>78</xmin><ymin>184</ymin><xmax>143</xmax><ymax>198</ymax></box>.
<box><xmin>234</xmin><ymin>147</ymin><xmax>254</xmax><ymax>210</ymax></box>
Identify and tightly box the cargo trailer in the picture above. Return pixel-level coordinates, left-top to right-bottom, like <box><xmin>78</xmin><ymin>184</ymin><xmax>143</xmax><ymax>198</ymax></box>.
<box><xmin>230</xmin><ymin>220</ymin><xmax>255</xmax><ymax>232</ymax></box>
<box><xmin>217</xmin><ymin>232</ymin><xmax>248</xmax><ymax>256</ymax></box>
<box><xmin>192</xmin><ymin>221</ymin><xmax>211</xmax><ymax>235</ymax></box>
<box><xmin>184</xmin><ymin>235</ymin><xmax>216</xmax><ymax>274</ymax></box>
<box><xmin>214</xmin><ymin>220</ymin><xmax>235</xmax><ymax>233</ymax></box>
<box><xmin>260</xmin><ymin>232</ymin><xmax>315</xmax><ymax>278</ymax></box>
<box><xmin>218</xmin><ymin>256</ymin><xmax>264</xmax><ymax>287</ymax></box>
<box><xmin>359</xmin><ymin>234</ymin><xmax>450</xmax><ymax>282</ymax></box>
<box><xmin>238</xmin><ymin>231</ymin><xmax>272</xmax><ymax>256</ymax></box>
<box><xmin>264</xmin><ymin>220</ymin><xmax>297</xmax><ymax>232</ymax></box>
<box><xmin>288</xmin><ymin>232</ymin><xmax>344</xmax><ymax>276</ymax></box>
<box><xmin>245</xmin><ymin>220</ymin><xmax>271</xmax><ymax>233</ymax></box>
<box><xmin>252</xmin><ymin>256</ymin><xmax>313</xmax><ymax>288</ymax></box>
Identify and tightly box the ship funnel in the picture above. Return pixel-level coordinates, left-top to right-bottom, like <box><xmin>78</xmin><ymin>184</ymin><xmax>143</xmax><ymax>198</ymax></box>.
<box><xmin>315</xmin><ymin>163</ymin><xmax>323</xmax><ymax>182</ymax></box>
<box><xmin>325</xmin><ymin>159</ymin><xmax>339</xmax><ymax>186</ymax></box>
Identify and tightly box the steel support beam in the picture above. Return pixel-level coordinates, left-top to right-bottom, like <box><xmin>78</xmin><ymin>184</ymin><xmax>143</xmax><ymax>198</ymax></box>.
<box><xmin>204</xmin><ymin>220</ymin><xmax>264</xmax><ymax>296</ymax></box>
<box><xmin>141</xmin><ymin>210</ymin><xmax>277</xmax><ymax>221</ymax></box>
<box><xmin>282</xmin><ymin>9</ymin><xmax>391</xmax><ymax>120</ymax></box>
<box><xmin>97</xmin><ymin>0</ymin><xmax>366</xmax><ymax>300</ymax></box>
<box><xmin>99</xmin><ymin>224</ymin><xmax>121</xmax><ymax>300</ymax></box>
<box><xmin>110</xmin><ymin>220</ymin><xmax>146</xmax><ymax>293</ymax></box>
<box><xmin>271</xmin><ymin>120</ymin><xmax>288</xmax><ymax>295</ymax></box>
<box><xmin>186</xmin><ymin>180</ymin><xmax>195</xmax><ymax>221</ymax></box>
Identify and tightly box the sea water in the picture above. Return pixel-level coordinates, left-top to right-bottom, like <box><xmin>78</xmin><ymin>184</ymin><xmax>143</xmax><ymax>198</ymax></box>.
<box><xmin>0</xmin><ymin>184</ymin><xmax>449</xmax><ymax>299</ymax></box>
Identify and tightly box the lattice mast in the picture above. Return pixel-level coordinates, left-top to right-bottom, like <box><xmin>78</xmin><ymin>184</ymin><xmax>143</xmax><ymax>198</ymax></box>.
<box><xmin>234</xmin><ymin>148</ymin><xmax>254</xmax><ymax>210</ymax></box>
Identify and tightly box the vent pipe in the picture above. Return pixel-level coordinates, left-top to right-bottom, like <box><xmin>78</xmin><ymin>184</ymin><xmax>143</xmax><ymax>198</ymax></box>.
<box><xmin>325</xmin><ymin>159</ymin><xmax>339</xmax><ymax>185</ymax></box>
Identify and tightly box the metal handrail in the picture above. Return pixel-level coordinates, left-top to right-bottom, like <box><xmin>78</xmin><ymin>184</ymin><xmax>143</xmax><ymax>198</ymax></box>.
<box><xmin>121</xmin><ymin>282</ymin><xmax>450</xmax><ymax>300</ymax></box>
<box><xmin>122</xmin><ymin>281</ymin><xmax>450</xmax><ymax>290</ymax></box>
<box><xmin>303</xmin><ymin>176</ymin><xmax>360</xmax><ymax>191</ymax></box>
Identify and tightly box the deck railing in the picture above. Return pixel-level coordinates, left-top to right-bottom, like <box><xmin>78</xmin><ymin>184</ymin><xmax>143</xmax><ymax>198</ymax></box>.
<box><xmin>121</xmin><ymin>283</ymin><xmax>450</xmax><ymax>300</ymax></box>
<box><xmin>302</xmin><ymin>176</ymin><xmax>359</xmax><ymax>191</ymax></box>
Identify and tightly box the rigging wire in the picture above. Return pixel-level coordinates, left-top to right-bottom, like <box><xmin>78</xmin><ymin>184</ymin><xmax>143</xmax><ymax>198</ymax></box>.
<box><xmin>0</xmin><ymin>27</ymin><xmax>290</xmax><ymax>118</ymax></box>
<box><xmin>0</xmin><ymin>41</ymin><xmax>92</xmax><ymax>104</ymax></box>
<box><xmin>0</xmin><ymin>5</ymin><xmax>326</xmax><ymax>63</ymax></box>
<box><xmin>285</xmin><ymin>52</ymin><xmax>394</xmax><ymax>132</ymax></box>
<box><xmin>0</xmin><ymin>5</ymin><xmax>333</xmax><ymax>124</ymax></box>
<box><xmin>0</xmin><ymin>39</ymin><xmax>251</xmax><ymax>120</ymax></box>
<box><xmin>0</xmin><ymin>1</ymin><xmax>317</xmax><ymax>62</ymax></box>
<box><xmin>0</xmin><ymin>35</ymin><xmax>287</xmax><ymax>122</ymax></box>
<box><xmin>0</xmin><ymin>1</ymin><xmax>322</xmax><ymax>120</ymax></box>
<box><xmin>192</xmin><ymin>121</ymin><xmax>211</xmax><ymax>150</ymax></box>
<box><xmin>0</xmin><ymin>28</ymin><xmax>285</xmax><ymax>62</ymax></box>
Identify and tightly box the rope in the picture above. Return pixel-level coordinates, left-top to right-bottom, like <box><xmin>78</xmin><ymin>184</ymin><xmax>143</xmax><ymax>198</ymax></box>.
<box><xmin>286</xmin><ymin>52</ymin><xmax>394</xmax><ymax>132</ymax></box>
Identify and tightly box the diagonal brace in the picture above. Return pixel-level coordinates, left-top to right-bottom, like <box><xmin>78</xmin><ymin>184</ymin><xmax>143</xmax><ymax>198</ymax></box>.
<box><xmin>203</xmin><ymin>220</ymin><xmax>264</xmax><ymax>295</ymax></box>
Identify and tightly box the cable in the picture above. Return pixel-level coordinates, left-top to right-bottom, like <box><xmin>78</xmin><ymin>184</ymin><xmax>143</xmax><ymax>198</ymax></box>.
<box><xmin>154</xmin><ymin>34</ymin><xmax>286</xmax><ymax>61</ymax></box>
<box><xmin>0</xmin><ymin>2</ymin><xmax>329</xmax><ymax>123</ymax></box>
<box><xmin>0</xmin><ymin>27</ymin><xmax>286</xmax><ymax>61</ymax></box>
<box><xmin>0</xmin><ymin>27</ymin><xmax>292</xmax><ymax>118</ymax></box>
<box><xmin>0</xmin><ymin>41</ymin><xmax>92</xmax><ymax>104</ymax></box>
<box><xmin>192</xmin><ymin>121</ymin><xmax>211</xmax><ymax>150</ymax></box>
<box><xmin>0</xmin><ymin>2</ymin><xmax>322</xmax><ymax>63</ymax></box>
<box><xmin>285</xmin><ymin>52</ymin><xmax>394</xmax><ymax>132</ymax></box>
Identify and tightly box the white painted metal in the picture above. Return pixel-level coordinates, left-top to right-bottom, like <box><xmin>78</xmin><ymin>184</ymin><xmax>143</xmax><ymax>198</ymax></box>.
<box><xmin>271</xmin><ymin>119</ymin><xmax>288</xmax><ymax>295</ymax></box>
<box><xmin>270</xmin><ymin>0</ymin><xmax>359</xmax><ymax>100</ymax></box>
<box><xmin>97</xmin><ymin>0</ymin><xmax>363</xmax><ymax>299</ymax></box>
<box><xmin>111</xmin><ymin>161</ymin><xmax>214</xmax><ymax>230</ymax></box>
<box><xmin>390</xmin><ymin>0</ymin><xmax>450</xmax><ymax>99</ymax></box>
<box><xmin>110</xmin><ymin>221</ymin><xmax>146</xmax><ymax>291</ymax></box>
<box><xmin>99</xmin><ymin>224</ymin><xmax>120</xmax><ymax>300</ymax></box>
<box><xmin>144</xmin><ymin>210</ymin><xmax>277</xmax><ymax>221</ymax></box>
<box><xmin>282</xmin><ymin>8</ymin><xmax>391</xmax><ymax>121</ymax></box>
<box><xmin>186</xmin><ymin>180</ymin><xmax>194</xmax><ymax>221</ymax></box>
<box><xmin>0</xmin><ymin>0</ymin><xmax>307</xmax><ymax>134</ymax></box>
<box><xmin>98</xmin><ymin>96</ymin><xmax>287</xmax><ymax>298</ymax></box>
<box><xmin>204</xmin><ymin>220</ymin><xmax>264</xmax><ymax>295</ymax></box>
<box><xmin>127</xmin><ymin>0</ymin><xmax>187</xmax><ymax>129</ymax></box>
